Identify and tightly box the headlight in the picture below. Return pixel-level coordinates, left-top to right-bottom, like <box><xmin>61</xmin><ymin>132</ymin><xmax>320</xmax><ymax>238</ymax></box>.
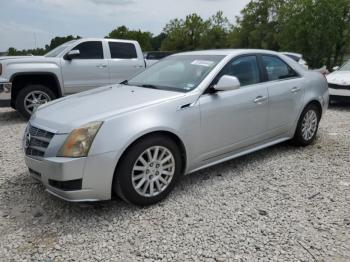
<box><xmin>57</xmin><ymin>121</ymin><xmax>103</xmax><ymax>157</ymax></box>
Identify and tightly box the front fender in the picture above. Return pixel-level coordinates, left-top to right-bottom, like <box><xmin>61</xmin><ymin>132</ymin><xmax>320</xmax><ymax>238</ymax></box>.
<box><xmin>88</xmin><ymin>97</ymin><xmax>201</xmax><ymax>186</ymax></box>
<box><xmin>6</xmin><ymin>59</ymin><xmax>64</xmax><ymax>96</ymax></box>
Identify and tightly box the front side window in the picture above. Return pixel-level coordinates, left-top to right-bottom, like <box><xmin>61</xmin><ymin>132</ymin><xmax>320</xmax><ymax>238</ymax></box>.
<box><xmin>262</xmin><ymin>55</ymin><xmax>298</xmax><ymax>81</ymax></box>
<box><xmin>109</xmin><ymin>42</ymin><xmax>137</xmax><ymax>59</ymax></box>
<box><xmin>72</xmin><ymin>41</ymin><xmax>103</xmax><ymax>59</ymax></box>
<box><xmin>127</xmin><ymin>55</ymin><xmax>225</xmax><ymax>92</ymax></box>
<box><xmin>216</xmin><ymin>55</ymin><xmax>261</xmax><ymax>87</ymax></box>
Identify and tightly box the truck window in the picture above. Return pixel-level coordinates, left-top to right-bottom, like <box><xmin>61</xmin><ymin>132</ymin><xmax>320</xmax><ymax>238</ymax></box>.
<box><xmin>72</xmin><ymin>41</ymin><xmax>103</xmax><ymax>59</ymax></box>
<box><xmin>108</xmin><ymin>42</ymin><xmax>137</xmax><ymax>59</ymax></box>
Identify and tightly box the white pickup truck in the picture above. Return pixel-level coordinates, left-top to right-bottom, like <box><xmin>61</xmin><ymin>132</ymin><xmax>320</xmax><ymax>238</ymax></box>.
<box><xmin>0</xmin><ymin>38</ymin><xmax>147</xmax><ymax>117</ymax></box>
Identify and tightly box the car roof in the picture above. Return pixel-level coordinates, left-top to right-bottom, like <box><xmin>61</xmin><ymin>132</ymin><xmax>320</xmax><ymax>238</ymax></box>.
<box><xmin>281</xmin><ymin>52</ymin><xmax>303</xmax><ymax>58</ymax></box>
<box><xmin>173</xmin><ymin>49</ymin><xmax>283</xmax><ymax>57</ymax></box>
<box><xmin>76</xmin><ymin>38</ymin><xmax>139</xmax><ymax>44</ymax></box>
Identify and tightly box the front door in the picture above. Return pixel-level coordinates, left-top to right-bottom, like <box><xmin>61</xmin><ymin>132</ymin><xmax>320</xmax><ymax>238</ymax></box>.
<box><xmin>198</xmin><ymin>55</ymin><xmax>269</xmax><ymax>161</ymax></box>
<box><xmin>61</xmin><ymin>41</ymin><xmax>110</xmax><ymax>94</ymax></box>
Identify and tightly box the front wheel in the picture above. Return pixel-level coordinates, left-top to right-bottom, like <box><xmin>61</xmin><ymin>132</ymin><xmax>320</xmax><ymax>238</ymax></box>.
<box><xmin>113</xmin><ymin>135</ymin><xmax>183</xmax><ymax>206</ymax></box>
<box><xmin>291</xmin><ymin>104</ymin><xmax>321</xmax><ymax>146</ymax></box>
<box><xmin>15</xmin><ymin>84</ymin><xmax>56</xmax><ymax>118</ymax></box>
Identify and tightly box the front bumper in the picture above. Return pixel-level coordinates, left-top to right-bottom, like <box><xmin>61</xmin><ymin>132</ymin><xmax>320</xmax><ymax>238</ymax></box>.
<box><xmin>0</xmin><ymin>81</ymin><xmax>12</xmax><ymax>100</ymax></box>
<box><xmin>329</xmin><ymin>88</ymin><xmax>350</xmax><ymax>98</ymax></box>
<box><xmin>328</xmin><ymin>83</ymin><xmax>350</xmax><ymax>98</ymax></box>
<box><xmin>25</xmin><ymin>151</ymin><xmax>117</xmax><ymax>202</ymax></box>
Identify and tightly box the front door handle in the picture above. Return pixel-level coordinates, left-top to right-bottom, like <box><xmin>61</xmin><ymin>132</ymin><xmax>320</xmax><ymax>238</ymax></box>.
<box><xmin>291</xmin><ymin>87</ymin><xmax>301</xmax><ymax>93</ymax></box>
<box><xmin>254</xmin><ymin>96</ymin><xmax>267</xmax><ymax>104</ymax></box>
<box><xmin>96</xmin><ymin>64</ymin><xmax>107</xmax><ymax>68</ymax></box>
<box><xmin>134</xmin><ymin>65</ymin><xmax>144</xmax><ymax>68</ymax></box>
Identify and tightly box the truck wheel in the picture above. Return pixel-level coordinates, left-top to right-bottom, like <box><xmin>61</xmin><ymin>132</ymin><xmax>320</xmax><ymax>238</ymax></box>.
<box><xmin>15</xmin><ymin>84</ymin><xmax>56</xmax><ymax>118</ymax></box>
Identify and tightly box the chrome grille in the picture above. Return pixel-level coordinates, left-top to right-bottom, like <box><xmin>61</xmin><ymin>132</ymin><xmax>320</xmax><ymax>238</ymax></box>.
<box><xmin>25</xmin><ymin>125</ymin><xmax>54</xmax><ymax>158</ymax></box>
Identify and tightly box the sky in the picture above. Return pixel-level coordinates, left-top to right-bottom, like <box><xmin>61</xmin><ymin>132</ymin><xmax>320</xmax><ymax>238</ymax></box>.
<box><xmin>0</xmin><ymin>0</ymin><xmax>251</xmax><ymax>51</ymax></box>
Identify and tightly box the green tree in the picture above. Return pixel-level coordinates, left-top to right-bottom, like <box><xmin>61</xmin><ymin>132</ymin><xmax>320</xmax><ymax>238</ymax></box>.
<box><xmin>161</xmin><ymin>14</ymin><xmax>207</xmax><ymax>51</ymax></box>
<box><xmin>200</xmin><ymin>11</ymin><xmax>231</xmax><ymax>49</ymax></box>
<box><xmin>106</xmin><ymin>26</ymin><xmax>153</xmax><ymax>51</ymax></box>
<box><xmin>7</xmin><ymin>35</ymin><xmax>81</xmax><ymax>56</ymax></box>
<box><xmin>47</xmin><ymin>35</ymin><xmax>81</xmax><ymax>50</ymax></box>
<box><xmin>229</xmin><ymin>0</ymin><xmax>283</xmax><ymax>50</ymax></box>
<box><xmin>279</xmin><ymin>0</ymin><xmax>350</xmax><ymax>68</ymax></box>
<box><xmin>7</xmin><ymin>47</ymin><xmax>19</xmax><ymax>56</ymax></box>
<box><xmin>7</xmin><ymin>47</ymin><xmax>46</xmax><ymax>56</ymax></box>
<box><xmin>151</xmin><ymin>33</ymin><xmax>167</xmax><ymax>51</ymax></box>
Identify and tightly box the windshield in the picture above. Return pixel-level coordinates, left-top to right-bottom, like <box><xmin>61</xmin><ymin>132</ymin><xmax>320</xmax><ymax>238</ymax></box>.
<box><xmin>45</xmin><ymin>40</ymin><xmax>77</xmax><ymax>57</ymax></box>
<box><xmin>127</xmin><ymin>55</ymin><xmax>225</xmax><ymax>92</ymax></box>
<box><xmin>339</xmin><ymin>60</ymin><xmax>350</xmax><ymax>71</ymax></box>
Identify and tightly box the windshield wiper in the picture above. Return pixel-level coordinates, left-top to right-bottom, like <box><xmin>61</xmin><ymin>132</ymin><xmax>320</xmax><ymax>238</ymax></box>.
<box><xmin>139</xmin><ymin>84</ymin><xmax>160</xmax><ymax>89</ymax></box>
<box><xmin>120</xmin><ymin>80</ymin><xmax>129</xmax><ymax>85</ymax></box>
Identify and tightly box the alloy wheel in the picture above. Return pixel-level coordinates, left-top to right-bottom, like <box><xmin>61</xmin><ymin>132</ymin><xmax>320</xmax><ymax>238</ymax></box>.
<box><xmin>301</xmin><ymin>110</ymin><xmax>318</xmax><ymax>141</ymax></box>
<box><xmin>131</xmin><ymin>146</ymin><xmax>175</xmax><ymax>197</ymax></box>
<box><xmin>24</xmin><ymin>91</ymin><xmax>51</xmax><ymax>115</ymax></box>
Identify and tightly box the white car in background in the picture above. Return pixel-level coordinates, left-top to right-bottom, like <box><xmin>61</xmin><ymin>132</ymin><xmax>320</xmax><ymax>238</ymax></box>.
<box><xmin>327</xmin><ymin>60</ymin><xmax>350</xmax><ymax>101</ymax></box>
<box><xmin>281</xmin><ymin>52</ymin><xmax>308</xmax><ymax>69</ymax></box>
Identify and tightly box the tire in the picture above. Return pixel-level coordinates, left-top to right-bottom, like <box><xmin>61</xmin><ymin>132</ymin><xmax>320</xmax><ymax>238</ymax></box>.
<box><xmin>291</xmin><ymin>104</ymin><xmax>321</xmax><ymax>146</ymax></box>
<box><xmin>15</xmin><ymin>84</ymin><xmax>56</xmax><ymax>118</ymax></box>
<box><xmin>113</xmin><ymin>135</ymin><xmax>183</xmax><ymax>206</ymax></box>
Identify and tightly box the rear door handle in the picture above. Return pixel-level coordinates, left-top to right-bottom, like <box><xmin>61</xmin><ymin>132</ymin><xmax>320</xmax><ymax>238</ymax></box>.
<box><xmin>291</xmin><ymin>87</ymin><xmax>301</xmax><ymax>93</ymax></box>
<box><xmin>134</xmin><ymin>65</ymin><xmax>144</xmax><ymax>68</ymax></box>
<box><xmin>96</xmin><ymin>64</ymin><xmax>107</xmax><ymax>68</ymax></box>
<box><xmin>254</xmin><ymin>96</ymin><xmax>267</xmax><ymax>104</ymax></box>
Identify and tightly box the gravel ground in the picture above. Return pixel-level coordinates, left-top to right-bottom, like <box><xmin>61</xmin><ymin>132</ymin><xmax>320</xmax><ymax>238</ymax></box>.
<box><xmin>0</xmin><ymin>105</ymin><xmax>349</xmax><ymax>262</ymax></box>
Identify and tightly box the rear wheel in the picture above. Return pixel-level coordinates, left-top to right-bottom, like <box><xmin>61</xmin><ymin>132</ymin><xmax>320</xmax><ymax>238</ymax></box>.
<box><xmin>113</xmin><ymin>135</ymin><xmax>182</xmax><ymax>206</ymax></box>
<box><xmin>291</xmin><ymin>104</ymin><xmax>320</xmax><ymax>146</ymax></box>
<box><xmin>15</xmin><ymin>84</ymin><xmax>56</xmax><ymax>118</ymax></box>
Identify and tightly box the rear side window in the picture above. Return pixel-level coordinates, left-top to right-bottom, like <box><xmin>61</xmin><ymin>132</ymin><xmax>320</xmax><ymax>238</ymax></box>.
<box><xmin>108</xmin><ymin>42</ymin><xmax>137</xmax><ymax>59</ymax></box>
<box><xmin>72</xmin><ymin>41</ymin><xmax>103</xmax><ymax>59</ymax></box>
<box><xmin>216</xmin><ymin>55</ymin><xmax>261</xmax><ymax>87</ymax></box>
<box><xmin>262</xmin><ymin>55</ymin><xmax>298</xmax><ymax>81</ymax></box>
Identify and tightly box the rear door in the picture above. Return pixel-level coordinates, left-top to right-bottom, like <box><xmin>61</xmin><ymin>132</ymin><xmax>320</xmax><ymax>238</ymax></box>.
<box><xmin>61</xmin><ymin>41</ymin><xmax>109</xmax><ymax>94</ymax></box>
<box><xmin>107</xmin><ymin>41</ymin><xmax>145</xmax><ymax>84</ymax></box>
<box><xmin>260</xmin><ymin>55</ymin><xmax>304</xmax><ymax>135</ymax></box>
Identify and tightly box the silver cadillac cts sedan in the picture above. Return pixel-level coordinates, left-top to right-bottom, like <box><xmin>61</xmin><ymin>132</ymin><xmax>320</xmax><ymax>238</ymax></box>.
<box><xmin>23</xmin><ymin>50</ymin><xmax>329</xmax><ymax>205</ymax></box>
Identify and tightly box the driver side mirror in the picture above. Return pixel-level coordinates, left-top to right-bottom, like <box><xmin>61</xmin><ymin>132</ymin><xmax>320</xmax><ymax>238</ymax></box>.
<box><xmin>213</xmin><ymin>75</ymin><xmax>241</xmax><ymax>92</ymax></box>
<box><xmin>332</xmin><ymin>66</ymin><xmax>340</xmax><ymax>71</ymax></box>
<box><xmin>64</xmin><ymin>50</ymin><xmax>80</xmax><ymax>60</ymax></box>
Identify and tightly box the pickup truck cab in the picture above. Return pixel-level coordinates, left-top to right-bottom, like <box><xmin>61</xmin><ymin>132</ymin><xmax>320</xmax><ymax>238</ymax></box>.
<box><xmin>0</xmin><ymin>38</ymin><xmax>146</xmax><ymax>117</ymax></box>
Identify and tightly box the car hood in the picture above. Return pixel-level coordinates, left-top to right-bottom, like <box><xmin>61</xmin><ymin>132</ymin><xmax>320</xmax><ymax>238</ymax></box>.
<box><xmin>0</xmin><ymin>56</ymin><xmax>60</xmax><ymax>65</ymax></box>
<box><xmin>327</xmin><ymin>71</ymin><xmax>350</xmax><ymax>85</ymax></box>
<box><xmin>31</xmin><ymin>84</ymin><xmax>185</xmax><ymax>133</ymax></box>
<box><xmin>0</xmin><ymin>56</ymin><xmax>43</xmax><ymax>61</ymax></box>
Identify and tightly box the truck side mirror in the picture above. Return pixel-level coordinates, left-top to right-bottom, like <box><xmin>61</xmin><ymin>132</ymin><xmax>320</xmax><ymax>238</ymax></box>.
<box><xmin>64</xmin><ymin>50</ymin><xmax>80</xmax><ymax>60</ymax></box>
